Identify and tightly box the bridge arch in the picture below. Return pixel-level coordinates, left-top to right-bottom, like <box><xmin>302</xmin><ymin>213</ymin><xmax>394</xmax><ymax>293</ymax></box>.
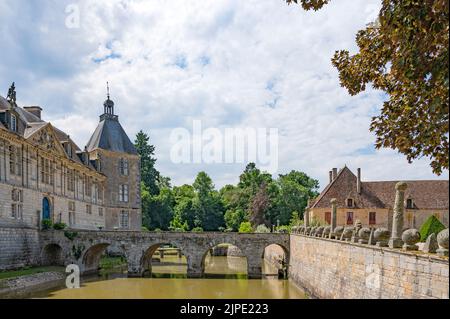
<box><xmin>41</xmin><ymin>243</ymin><xmax>64</xmax><ymax>266</ymax></box>
<box><xmin>262</xmin><ymin>243</ymin><xmax>290</xmax><ymax>278</ymax></box>
<box><xmin>201</xmin><ymin>243</ymin><xmax>248</xmax><ymax>277</ymax></box>
<box><xmin>140</xmin><ymin>242</ymin><xmax>188</xmax><ymax>277</ymax></box>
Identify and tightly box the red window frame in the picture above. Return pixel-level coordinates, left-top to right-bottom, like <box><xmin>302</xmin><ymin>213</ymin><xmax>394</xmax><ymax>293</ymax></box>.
<box><xmin>369</xmin><ymin>211</ymin><xmax>376</xmax><ymax>225</ymax></box>
<box><xmin>325</xmin><ymin>212</ymin><xmax>331</xmax><ymax>224</ymax></box>
<box><xmin>346</xmin><ymin>212</ymin><xmax>353</xmax><ymax>225</ymax></box>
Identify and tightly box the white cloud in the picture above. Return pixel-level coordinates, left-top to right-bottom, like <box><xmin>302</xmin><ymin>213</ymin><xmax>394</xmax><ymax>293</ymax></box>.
<box><xmin>0</xmin><ymin>0</ymin><xmax>447</xmax><ymax>190</ymax></box>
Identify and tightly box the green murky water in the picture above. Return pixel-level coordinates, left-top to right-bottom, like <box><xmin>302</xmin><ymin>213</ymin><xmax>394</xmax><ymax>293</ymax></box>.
<box><xmin>28</xmin><ymin>254</ymin><xmax>306</xmax><ymax>299</ymax></box>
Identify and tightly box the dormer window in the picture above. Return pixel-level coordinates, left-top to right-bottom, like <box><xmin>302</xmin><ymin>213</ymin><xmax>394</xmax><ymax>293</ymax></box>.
<box><xmin>347</xmin><ymin>198</ymin><xmax>354</xmax><ymax>208</ymax></box>
<box><xmin>406</xmin><ymin>198</ymin><xmax>414</xmax><ymax>209</ymax></box>
<box><xmin>64</xmin><ymin>143</ymin><xmax>72</xmax><ymax>158</ymax></box>
<box><xmin>10</xmin><ymin>114</ymin><xmax>17</xmax><ymax>132</ymax></box>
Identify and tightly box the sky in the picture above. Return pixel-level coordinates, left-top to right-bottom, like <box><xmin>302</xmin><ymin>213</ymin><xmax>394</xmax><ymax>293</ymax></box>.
<box><xmin>0</xmin><ymin>0</ymin><xmax>447</xmax><ymax>190</ymax></box>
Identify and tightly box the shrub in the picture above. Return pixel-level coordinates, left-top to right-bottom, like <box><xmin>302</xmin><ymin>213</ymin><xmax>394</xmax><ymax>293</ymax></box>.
<box><xmin>192</xmin><ymin>227</ymin><xmax>203</xmax><ymax>232</ymax></box>
<box><xmin>276</xmin><ymin>225</ymin><xmax>291</xmax><ymax>233</ymax></box>
<box><xmin>141</xmin><ymin>226</ymin><xmax>149</xmax><ymax>232</ymax></box>
<box><xmin>238</xmin><ymin>222</ymin><xmax>253</xmax><ymax>233</ymax></box>
<box><xmin>419</xmin><ymin>215</ymin><xmax>446</xmax><ymax>242</ymax></box>
<box><xmin>153</xmin><ymin>228</ymin><xmax>162</xmax><ymax>232</ymax></box>
<box><xmin>64</xmin><ymin>231</ymin><xmax>78</xmax><ymax>241</ymax></box>
<box><xmin>53</xmin><ymin>222</ymin><xmax>67</xmax><ymax>230</ymax></box>
<box><xmin>255</xmin><ymin>224</ymin><xmax>271</xmax><ymax>233</ymax></box>
<box><xmin>41</xmin><ymin>219</ymin><xmax>53</xmax><ymax>230</ymax></box>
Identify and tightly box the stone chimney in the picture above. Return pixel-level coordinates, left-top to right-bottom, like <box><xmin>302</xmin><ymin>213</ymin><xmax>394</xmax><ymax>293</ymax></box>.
<box><xmin>329</xmin><ymin>171</ymin><xmax>333</xmax><ymax>184</ymax></box>
<box><xmin>23</xmin><ymin>106</ymin><xmax>42</xmax><ymax>119</ymax></box>
<box><xmin>357</xmin><ymin>168</ymin><xmax>361</xmax><ymax>194</ymax></box>
<box><xmin>332</xmin><ymin>168</ymin><xmax>337</xmax><ymax>181</ymax></box>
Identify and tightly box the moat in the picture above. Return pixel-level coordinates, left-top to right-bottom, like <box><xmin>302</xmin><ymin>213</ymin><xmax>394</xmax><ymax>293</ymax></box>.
<box><xmin>17</xmin><ymin>254</ymin><xmax>306</xmax><ymax>299</ymax></box>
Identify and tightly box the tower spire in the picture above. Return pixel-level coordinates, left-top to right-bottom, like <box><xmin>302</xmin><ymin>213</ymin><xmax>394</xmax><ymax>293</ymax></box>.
<box><xmin>103</xmin><ymin>81</ymin><xmax>115</xmax><ymax>116</ymax></box>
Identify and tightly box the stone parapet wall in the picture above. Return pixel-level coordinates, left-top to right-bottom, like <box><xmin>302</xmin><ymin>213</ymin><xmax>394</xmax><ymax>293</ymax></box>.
<box><xmin>0</xmin><ymin>227</ymin><xmax>40</xmax><ymax>270</ymax></box>
<box><xmin>289</xmin><ymin>234</ymin><xmax>449</xmax><ymax>299</ymax></box>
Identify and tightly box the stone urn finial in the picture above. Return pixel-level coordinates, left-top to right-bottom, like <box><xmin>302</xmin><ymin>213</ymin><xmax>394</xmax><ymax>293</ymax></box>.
<box><xmin>374</xmin><ymin>228</ymin><xmax>390</xmax><ymax>247</ymax></box>
<box><xmin>401</xmin><ymin>229</ymin><xmax>421</xmax><ymax>251</ymax></box>
<box><xmin>437</xmin><ymin>228</ymin><xmax>449</xmax><ymax>257</ymax></box>
<box><xmin>358</xmin><ymin>227</ymin><xmax>371</xmax><ymax>244</ymax></box>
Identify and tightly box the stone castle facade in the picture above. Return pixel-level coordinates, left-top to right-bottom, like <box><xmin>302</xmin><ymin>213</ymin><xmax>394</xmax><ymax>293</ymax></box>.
<box><xmin>307</xmin><ymin>166</ymin><xmax>449</xmax><ymax>229</ymax></box>
<box><xmin>0</xmin><ymin>83</ymin><xmax>141</xmax><ymax>231</ymax></box>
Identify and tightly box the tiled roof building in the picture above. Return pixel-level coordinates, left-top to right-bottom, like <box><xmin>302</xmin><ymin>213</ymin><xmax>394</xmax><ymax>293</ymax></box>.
<box><xmin>308</xmin><ymin>166</ymin><xmax>449</xmax><ymax>229</ymax></box>
<box><xmin>0</xmin><ymin>83</ymin><xmax>141</xmax><ymax>230</ymax></box>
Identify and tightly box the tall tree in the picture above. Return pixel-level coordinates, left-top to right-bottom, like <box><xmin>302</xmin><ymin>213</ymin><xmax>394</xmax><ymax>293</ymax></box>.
<box><xmin>134</xmin><ymin>130</ymin><xmax>160</xmax><ymax>195</ymax></box>
<box><xmin>192</xmin><ymin>172</ymin><xmax>225</xmax><ymax>231</ymax></box>
<box><xmin>286</xmin><ymin>0</ymin><xmax>449</xmax><ymax>174</ymax></box>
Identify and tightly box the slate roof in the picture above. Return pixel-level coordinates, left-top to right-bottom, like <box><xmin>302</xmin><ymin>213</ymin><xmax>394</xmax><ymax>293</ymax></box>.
<box><xmin>0</xmin><ymin>94</ymin><xmax>97</xmax><ymax>169</ymax></box>
<box><xmin>86</xmin><ymin>115</ymin><xmax>137</xmax><ymax>155</ymax></box>
<box><xmin>311</xmin><ymin>166</ymin><xmax>449</xmax><ymax>210</ymax></box>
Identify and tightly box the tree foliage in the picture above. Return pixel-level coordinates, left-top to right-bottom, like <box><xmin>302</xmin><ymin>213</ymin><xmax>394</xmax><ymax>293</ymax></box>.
<box><xmin>135</xmin><ymin>130</ymin><xmax>160</xmax><ymax>195</ymax></box>
<box><xmin>286</xmin><ymin>0</ymin><xmax>449</xmax><ymax>174</ymax></box>
<box><xmin>419</xmin><ymin>215</ymin><xmax>446</xmax><ymax>242</ymax></box>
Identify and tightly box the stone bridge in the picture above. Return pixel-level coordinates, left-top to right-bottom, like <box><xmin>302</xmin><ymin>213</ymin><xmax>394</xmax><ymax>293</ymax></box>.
<box><xmin>39</xmin><ymin>230</ymin><xmax>290</xmax><ymax>278</ymax></box>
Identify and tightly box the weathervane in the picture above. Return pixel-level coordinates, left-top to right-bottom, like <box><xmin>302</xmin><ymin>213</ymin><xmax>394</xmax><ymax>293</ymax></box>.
<box><xmin>6</xmin><ymin>82</ymin><xmax>16</xmax><ymax>104</ymax></box>
<box><xmin>106</xmin><ymin>81</ymin><xmax>110</xmax><ymax>100</ymax></box>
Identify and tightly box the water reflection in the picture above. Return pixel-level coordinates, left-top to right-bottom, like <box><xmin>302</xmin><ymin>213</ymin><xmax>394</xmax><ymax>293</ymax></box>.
<box><xmin>22</xmin><ymin>252</ymin><xmax>306</xmax><ymax>299</ymax></box>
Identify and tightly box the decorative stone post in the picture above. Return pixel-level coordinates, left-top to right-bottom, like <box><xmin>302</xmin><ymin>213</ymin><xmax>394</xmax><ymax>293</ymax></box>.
<box><xmin>304</xmin><ymin>207</ymin><xmax>310</xmax><ymax>228</ymax></box>
<box><xmin>329</xmin><ymin>198</ymin><xmax>337</xmax><ymax>239</ymax></box>
<box><xmin>389</xmin><ymin>181</ymin><xmax>407</xmax><ymax>248</ymax></box>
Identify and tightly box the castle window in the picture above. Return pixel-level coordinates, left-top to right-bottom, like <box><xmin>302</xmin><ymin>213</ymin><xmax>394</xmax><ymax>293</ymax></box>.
<box><xmin>40</xmin><ymin>157</ymin><xmax>52</xmax><ymax>184</ymax></box>
<box><xmin>98</xmin><ymin>207</ymin><xmax>103</xmax><ymax>217</ymax></box>
<box><xmin>9</xmin><ymin>145</ymin><xmax>15</xmax><ymax>174</ymax></box>
<box><xmin>11</xmin><ymin>114</ymin><xmax>17</xmax><ymax>132</ymax></box>
<box><xmin>11</xmin><ymin>189</ymin><xmax>23</xmax><ymax>220</ymax></box>
<box><xmin>119</xmin><ymin>184</ymin><xmax>129</xmax><ymax>202</ymax></box>
<box><xmin>369</xmin><ymin>212</ymin><xmax>376</xmax><ymax>225</ymax></box>
<box><xmin>98</xmin><ymin>184</ymin><xmax>103</xmax><ymax>201</ymax></box>
<box><xmin>92</xmin><ymin>183</ymin><xmax>98</xmax><ymax>204</ymax></box>
<box><xmin>68</xmin><ymin>201</ymin><xmax>76</xmax><ymax>226</ymax></box>
<box><xmin>119</xmin><ymin>158</ymin><xmax>129</xmax><ymax>176</ymax></box>
<box><xmin>84</xmin><ymin>176</ymin><xmax>91</xmax><ymax>196</ymax></box>
<box><xmin>67</xmin><ymin>169</ymin><xmax>75</xmax><ymax>191</ymax></box>
<box><xmin>406</xmin><ymin>198</ymin><xmax>414</xmax><ymax>209</ymax></box>
<box><xmin>86</xmin><ymin>204</ymin><xmax>92</xmax><ymax>215</ymax></box>
<box><xmin>347</xmin><ymin>198</ymin><xmax>354</xmax><ymax>207</ymax></box>
<box><xmin>119</xmin><ymin>210</ymin><xmax>129</xmax><ymax>229</ymax></box>
<box><xmin>346</xmin><ymin>212</ymin><xmax>353</xmax><ymax>225</ymax></box>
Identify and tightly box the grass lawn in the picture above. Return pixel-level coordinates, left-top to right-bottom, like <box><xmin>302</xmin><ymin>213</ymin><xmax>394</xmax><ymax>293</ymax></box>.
<box><xmin>0</xmin><ymin>266</ymin><xmax>65</xmax><ymax>280</ymax></box>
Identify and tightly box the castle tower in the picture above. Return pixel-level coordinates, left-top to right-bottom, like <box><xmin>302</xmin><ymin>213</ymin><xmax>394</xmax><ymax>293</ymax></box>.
<box><xmin>85</xmin><ymin>84</ymin><xmax>141</xmax><ymax>230</ymax></box>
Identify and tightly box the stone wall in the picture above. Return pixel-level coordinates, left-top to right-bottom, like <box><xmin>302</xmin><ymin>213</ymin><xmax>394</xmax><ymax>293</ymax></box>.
<box><xmin>289</xmin><ymin>234</ymin><xmax>449</xmax><ymax>299</ymax></box>
<box><xmin>0</xmin><ymin>225</ymin><xmax>40</xmax><ymax>270</ymax></box>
